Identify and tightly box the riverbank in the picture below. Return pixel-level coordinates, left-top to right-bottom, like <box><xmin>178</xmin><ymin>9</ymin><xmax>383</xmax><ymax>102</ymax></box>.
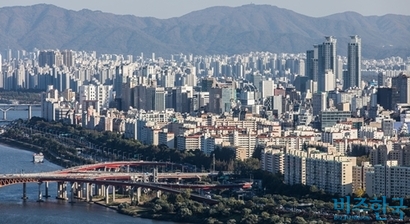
<box><xmin>0</xmin><ymin>142</ymin><xmax>148</xmax><ymax>224</ymax></box>
<box><xmin>0</xmin><ymin>127</ymin><xmax>94</xmax><ymax>168</ymax></box>
<box><xmin>0</xmin><ymin>136</ymin><xmax>179</xmax><ymax>223</ymax></box>
<box><xmin>92</xmin><ymin>199</ymin><xmax>177</xmax><ymax>223</ymax></box>
<box><xmin>0</xmin><ymin>136</ymin><xmax>41</xmax><ymax>154</ymax></box>
<box><xmin>0</xmin><ymin>136</ymin><xmax>66</xmax><ymax>167</ymax></box>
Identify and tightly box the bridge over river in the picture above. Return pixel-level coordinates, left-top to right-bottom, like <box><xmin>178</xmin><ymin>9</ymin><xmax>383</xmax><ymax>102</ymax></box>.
<box><xmin>0</xmin><ymin>104</ymin><xmax>41</xmax><ymax>121</ymax></box>
<box><xmin>0</xmin><ymin>161</ymin><xmax>251</xmax><ymax>205</ymax></box>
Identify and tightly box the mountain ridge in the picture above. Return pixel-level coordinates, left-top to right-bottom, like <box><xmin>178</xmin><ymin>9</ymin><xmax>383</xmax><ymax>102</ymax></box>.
<box><xmin>0</xmin><ymin>4</ymin><xmax>409</xmax><ymax>59</ymax></box>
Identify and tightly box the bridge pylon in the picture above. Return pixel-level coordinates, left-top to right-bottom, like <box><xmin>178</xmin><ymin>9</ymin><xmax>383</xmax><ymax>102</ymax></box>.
<box><xmin>136</xmin><ymin>187</ymin><xmax>141</xmax><ymax>204</ymax></box>
<box><xmin>21</xmin><ymin>183</ymin><xmax>28</xmax><ymax>200</ymax></box>
<box><xmin>56</xmin><ymin>182</ymin><xmax>68</xmax><ymax>200</ymax></box>
<box><xmin>105</xmin><ymin>185</ymin><xmax>109</xmax><ymax>204</ymax></box>
<box><xmin>69</xmin><ymin>182</ymin><xmax>76</xmax><ymax>203</ymax></box>
<box><xmin>0</xmin><ymin>107</ymin><xmax>12</xmax><ymax>121</ymax></box>
<box><xmin>44</xmin><ymin>181</ymin><xmax>50</xmax><ymax>198</ymax></box>
<box><xmin>37</xmin><ymin>182</ymin><xmax>44</xmax><ymax>202</ymax></box>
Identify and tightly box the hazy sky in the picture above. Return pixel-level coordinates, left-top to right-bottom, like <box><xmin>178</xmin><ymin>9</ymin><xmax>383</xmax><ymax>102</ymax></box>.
<box><xmin>0</xmin><ymin>0</ymin><xmax>408</xmax><ymax>18</ymax></box>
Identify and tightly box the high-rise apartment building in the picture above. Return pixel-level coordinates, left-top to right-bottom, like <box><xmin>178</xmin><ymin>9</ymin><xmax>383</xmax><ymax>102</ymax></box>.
<box><xmin>324</xmin><ymin>69</ymin><xmax>335</xmax><ymax>92</ymax></box>
<box><xmin>366</xmin><ymin>161</ymin><xmax>410</xmax><ymax>198</ymax></box>
<box><xmin>284</xmin><ymin>149</ymin><xmax>307</xmax><ymax>185</ymax></box>
<box><xmin>79</xmin><ymin>84</ymin><xmax>113</xmax><ymax>112</ymax></box>
<box><xmin>344</xmin><ymin>36</ymin><xmax>361</xmax><ymax>89</ymax></box>
<box><xmin>285</xmin><ymin>148</ymin><xmax>355</xmax><ymax>195</ymax></box>
<box><xmin>295</xmin><ymin>58</ymin><xmax>305</xmax><ymax>76</ymax></box>
<box><xmin>261</xmin><ymin>79</ymin><xmax>275</xmax><ymax>99</ymax></box>
<box><xmin>392</xmin><ymin>72</ymin><xmax>410</xmax><ymax>107</ymax></box>
<box><xmin>312</xmin><ymin>92</ymin><xmax>327</xmax><ymax>116</ymax></box>
<box><xmin>352</xmin><ymin>161</ymin><xmax>374</xmax><ymax>193</ymax></box>
<box><xmin>208</xmin><ymin>86</ymin><xmax>234</xmax><ymax>114</ymax></box>
<box><xmin>38</xmin><ymin>50</ymin><xmax>63</xmax><ymax>67</ymax></box>
<box><xmin>305</xmin><ymin>49</ymin><xmax>316</xmax><ymax>81</ymax></box>
<box><xmin>382</xmin><ymin>118</ymin><xmax>394</xmax><ymax>137</ymax></box>
<box><xmin>318</xmin><ymin>37</ymin><xmax>337</xmax><ymax>92</ymax></box>
<box><xmin>61</xmin><ymin>50</ymin><xmax>74</xmax><ymax>67</ymax></box>
<box><xmin>320</xmin><ymin>110</ymin><xmax>351</xmax><ymax>130</ymax></box>
<box><xmin>306</xmin><ymin>152</ymin><xmax>355</xmax><ymax>195</ymax></box>
<box><xmin>377</xmin><ymin>87</ymin><xmax>393</xmax><ymax>110</ymax></box>
<box><xmin>201</xmin><ymin>77</ymin><xmax>216</xmax><ymax>92</ymax></box>
<box><xmin>146</xmin><ymin>87</ymin><xmax>166</xmax><ymax>111</ymax></box>
<box><xmin>336</xmin><ymin>56</ymin><xmax>343</xmax><ymax>81</ymax></box>
<box><xmin>239</xmin><ymin>84</ymin><xmax>257</xmax><ymax>106</ymax></box>
<box><xmin>261</xmin><ymin>148</ymin><xmax>285</xmax><ymax>175</ymax></box>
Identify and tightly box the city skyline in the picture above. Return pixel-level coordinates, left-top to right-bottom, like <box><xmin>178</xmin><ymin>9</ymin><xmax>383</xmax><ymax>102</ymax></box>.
<box><xmin>1</xmin><ymin>24</ymin><xmax>410</xmax><ymax>222</ymax></box>
<box><xmin>0</xmin><ymin>0</ymin><xmax>409</xmax><ymax>19</ymax></box>
<box><xmin>2</xmin><ymin>0</ymin><xmax>410</xmax><ymax>223</ymax></box>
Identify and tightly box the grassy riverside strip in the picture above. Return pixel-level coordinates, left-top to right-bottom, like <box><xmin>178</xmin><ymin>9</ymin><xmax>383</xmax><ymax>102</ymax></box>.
<box><xmin>0</xmin><ymin>136</ymin><xmax>92</xmax><ymax>168</ymax></box>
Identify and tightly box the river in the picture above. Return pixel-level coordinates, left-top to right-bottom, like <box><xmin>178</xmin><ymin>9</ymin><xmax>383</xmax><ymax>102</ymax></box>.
<box><xmin>0</xmin><ymin>109</ymin><xmax>173</xmax><ymax>224</ymax></box>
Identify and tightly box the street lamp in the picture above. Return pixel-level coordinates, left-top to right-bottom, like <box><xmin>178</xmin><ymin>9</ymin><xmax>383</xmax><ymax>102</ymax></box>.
<box><xmin>113</xmin><ymin>149</ymin><xmax>117</xmax><ymax>160</ymax></box>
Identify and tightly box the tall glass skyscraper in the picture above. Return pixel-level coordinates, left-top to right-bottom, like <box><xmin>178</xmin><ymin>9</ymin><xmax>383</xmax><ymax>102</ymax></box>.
<box><xmin>318</xmin><ymin>36</ymin><xmax>337</xmax><ymax>92</ymax></box>
<box><xmin>306</xmin><ymin>45</ymin><xmax>319</xmax><ymax>82</ymax></box>
<box><xmin>345</xmin><ymin>35</ymin><xmax>361</xmax><ymax>89</ymax></box>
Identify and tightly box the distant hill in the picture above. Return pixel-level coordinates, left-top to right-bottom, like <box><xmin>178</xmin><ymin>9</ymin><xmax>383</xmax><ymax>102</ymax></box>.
<box><xmin>0</xmin><ymin>4</ymin><xmax>409</xmax><ymax>59</ymax></box>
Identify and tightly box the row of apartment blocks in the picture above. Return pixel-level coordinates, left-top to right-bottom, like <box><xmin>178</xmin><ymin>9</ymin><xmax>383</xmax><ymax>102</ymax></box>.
<box><xmin>42</xmin><ymin>99</ymin><xmax>410</xmax><ymax>198</ymax></box>
<box><xmin>261</xmin><ymin>147</ymin><xmax>355</xmax><ymax>195</ymax></box>
<box><xmin>353</xmin><ymin>160</ymin><xmax>410</xmax><ymax>198</ymax></box>
<box><xmin>62</xmin><ymin>99</ymin><xmax>301</xmax><ymax>160</ymax></box>
<box><xmin>261</xmin><ymin>139</ymin><xmax>410</xmax><ymax>198</ymax></box>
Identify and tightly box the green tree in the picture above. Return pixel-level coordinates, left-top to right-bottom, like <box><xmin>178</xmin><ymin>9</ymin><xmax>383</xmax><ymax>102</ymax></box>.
<box><xmin>271</xmin><ymin>215</ymin><xmax>280</xmax><ymax>223</ymax></box>
<box><xmin>252</xmin><ymin>145</ymin><xmax>263</xmax><ymax>160</ymax></box>
<box><xmin>227</xmin><ymin>219</ymin><xmax>237</xmax><ymax>224</ymax></box>
<box><xmin>242</xmin><ymin>208</ymin><xmax>252</xmax><ymax>216</ymax></box>
<box><xmin>153</xmin><ymin>204</ymin><xmax>162</xmax><ymax>213</ymax></box>
<box><xmin>177</xmin><ymin>207</ymin><xmax>192</xmax><ymax>219</ymax></box>
<box><xmin>260</xmin><ymin>211</ymin><xmax>270</xmax><ymax>221</ymax></box>
<box><xmin>240</xmin><ymin>214</ymin><xmax>259</xmax><ymax>224</ymax></box>
<box><xmin>235</xmin><ymin>158</ymin><xmax>260</xmax><ymax>177</ymax></box>
<box><xmin>181</xmin><ymin>189</ymin><xmax>191</xmax><ymax>199</ymax></box>
<box><xmin>310</xmin><ymin>185</ymin><xmax>319</xmax><ymax>193</ymax></box>
<box><xmin>353</xmin><ymin>188</ymin><xmax>365</xmax><ymax>198</ymax></box>
<box><xmin>292</xmin><ymin>216</ymin><xmax>307</xmax><ymax>224</ymax></box>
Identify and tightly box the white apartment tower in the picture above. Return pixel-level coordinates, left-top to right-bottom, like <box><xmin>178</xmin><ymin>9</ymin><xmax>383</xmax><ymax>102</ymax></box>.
<box><xmin>366</xmin><ymin>160</ymin><xmax>410</xmax><ymax>198</ymax></box>
<box><xmin>324</xmin><ymin>69</ymin><xmax>335</xmax><ymax>91</ymax></box>
<box><xmin>79</xmin><ymin>84</ymin><xmax>113</xmax><ymax>112</ymax></box>
<box><xmin>306</xmin><ymin>152</ymin><xmax>355</xmax><ymax>195</ymax></box>
<box><xmin>261</xmin><ymin>79</ymin><xmax>275</xmax><ymax>99</ymax></box>
<box><xmin>285</xmin><ymin>148</ymin><xmax>355</xmax><ymax>195</ymax></box>
<box><xmin>284</xmin><ymin>149</ymin><xmax>307</xmax><ymax>185</ymax></box>
<box><xmin>261</xmin><ymin>148</ymin><xmax>285</xmax><ymax>175</ymax></box>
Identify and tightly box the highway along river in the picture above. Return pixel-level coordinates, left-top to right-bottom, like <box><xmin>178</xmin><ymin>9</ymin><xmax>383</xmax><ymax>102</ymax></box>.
<box><xmin>0</xmin><ymin>143</ymin><xmax>173</xmax><ymax>224</ymax></box>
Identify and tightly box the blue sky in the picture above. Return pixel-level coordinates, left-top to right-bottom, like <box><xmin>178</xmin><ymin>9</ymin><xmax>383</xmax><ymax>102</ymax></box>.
<box><xmin>0</xmin><ymin>0</ymin><xmax>408</xmax><ymax>18</ymax></box>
